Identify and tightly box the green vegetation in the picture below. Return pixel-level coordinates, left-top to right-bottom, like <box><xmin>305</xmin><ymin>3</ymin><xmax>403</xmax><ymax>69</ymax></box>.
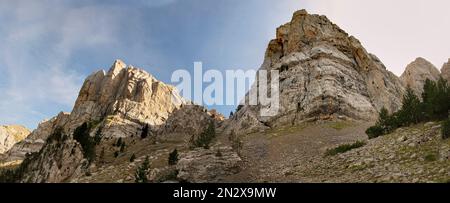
<box><xmin>94</xmin><ymin>128</ymin><xmax>102</xmax><ymax>145</ymax></box>
<box><xmin>168</xmin><ymin>149</ymin><xmax>179</xmax><ymax>166</ymax></box>
<box><xmin>130</xmin><ymin>154</ymin><xmax>136</xmax><ymax>162</ymax></box>
<box><xmin>215</xmin><ymin>149</ymin><xmax>223</xmax><ymax>157</ymax></box>
<box><xmin>135</xmin><ymin>156</ymin><xmax>150</xmax><ymax>183</ymax></box>
<box><xmin>325</xmin><ymin>141</ymin><xmax>366</xmax><ymax>156</ymax></box>
<box><xmin>191</xmin><ymin>122</ymin><xmax>216</xmax><ymax>149</ymax></box>
<box><xmin>73</xmin><ymin>122</ymin><xmax>96</xmax><ymax>163</ymax></box>
<box><xmin>141</xmin><ymin>124</ymin><xmax>150</xmax><ymax>139</ymax></box>
<box><xmin>120</xmin><ymin>142</ymin><xmax>126</xmax><ymax>153</ymax></box>
<box><xmin>442</xmin><ymin>118</ymin><xmax>450</xmax><ymax>139</ymax></box>
<box><xmin>367</xmin><ymin>78</ymin><xmax>450</xmax><ymax>139</ymax></box>
<box><xmin>424</xmin><ymin>153</ymin><xmax>438</xmax><ymax>162</ymax></box>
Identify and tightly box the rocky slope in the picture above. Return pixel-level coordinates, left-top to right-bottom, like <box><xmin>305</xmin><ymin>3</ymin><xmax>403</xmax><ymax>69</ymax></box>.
<box><xmin>0</xmin><ymin>60</ymin><xmax>192</xmax><ymax>182</ymax></box>
<box><xmin>223</xmin><ymin>120</ymin><xmax>449</xmax><ymax>183</ymax></box>
<box><xmin>224</xmin><ymin>10</ymin><xmax>405</xmax><ymax>135</ymax></box>
<box><xmin>400</xmin><ymin>57</ymin><xmax>441</xmax><ymax>96</ymax></box>
<box><xmin>0</xmin><ymin>125</ymin><xmax>29</xmax><ymax>154</ymax></box>
<box><xmin>441</xmin><ymin>59</ymin><xmax>450</xmax><ymax>82</ymax></box>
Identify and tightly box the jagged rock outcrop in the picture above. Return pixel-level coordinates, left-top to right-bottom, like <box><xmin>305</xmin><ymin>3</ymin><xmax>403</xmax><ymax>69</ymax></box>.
<box><xmin>0</xmin><ymin>125</ymin><xmax>29</xmax><ymax>154</ymax></box>
<box><xmin>176</xmin><ymin>146</ymin><xmax>242</xmax><ymax>183</ymax></box>
<box><xmin>441</xmin><ymin>59</ymin><xmax>450</xmax><ymax>82</ymax></box>
<box><xmin>2</xmin><ymin>112</ymin><xmax>70</xmax><ymax>162</ymax></box>
<box><xmin>157</xmin><ymin>105</ymin><xmax>222</xmax><ymax>142</ymax></box>
<box><xmin>1</xmin><ymin>60</ymin><xmax>187</xmax><ymax>182</ymax></box>
<box><xmin>225</xmin><ymin>10</ymin><xmax>405</xmax><ymax>134</ymax></box>
<box><xmin>400</xmin><ymin>57</ymin><xmax>441</xmax><ymax>96</ymax></box>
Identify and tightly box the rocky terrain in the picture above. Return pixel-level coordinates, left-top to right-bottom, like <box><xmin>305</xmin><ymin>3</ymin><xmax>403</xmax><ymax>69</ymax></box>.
<box><xmin>0</xmin><ymin>125</ymin><xmax>29</xmax><ymax>154</ymax></box>
<box><xmin>224</xmin><ymin>9</ymin><xmax>405</xmax><ymax>135</ymax></box>
<box><xmin>442</xmin><ymin>59</ymin><xmax>450</xmax><ymax>82</ymax></box>
<box><xmin>222</xmin><ymin>121</ymin><xmax>449</xmax><ymax>183</ymax></box>
<box><xmin>1</xmin><ymin>9</ymin><xmax>449</xmax><ymax>183</ymax></box>
<box><xmin>400</xmin><ymin>57</ymin><xmax>441</xmax><ymax>96</ymax></box>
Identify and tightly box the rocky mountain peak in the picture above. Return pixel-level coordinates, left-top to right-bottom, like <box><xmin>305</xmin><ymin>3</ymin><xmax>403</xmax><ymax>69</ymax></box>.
<box><xmin>400</xmin><ymin>57</ymin><xmax>441</xmax><ymax>96</ymax></box>
<box><xmin>441</xmin><ymin>58</ymin><xmax>450</xmax><ymax>82</ymax></box>
<box><xmin>224</xmin><ymin>10</ymin><xmax>405</xmax><ymax>134</ymax></box>
<box><xmin>0</xmin><ymin>125</ymin><xmax>30</xmax><ymax>154</ymax></box>
<box><xmin>72</xmin><ymin>60</ymin><xmax>186</xmax><ymax>127</ymax></box>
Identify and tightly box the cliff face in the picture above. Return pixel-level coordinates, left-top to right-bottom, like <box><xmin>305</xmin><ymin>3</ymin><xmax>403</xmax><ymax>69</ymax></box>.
<box><xmin>441</xmin><ymin>59</ymin><xmax>450</xmax><ymax>82</ymax></box>
<box><xmin>400</xmin><ymin>57</ymin><xmax>441</xmax><ymax>96</ymax></box>
<box><xmin>225</xmin><ymin>10</ymin><xmax>405</xmax><ymax>134</ymax></box>
<box><xmin>0</xmin><ymin>125</ymin><xmax>29</xmax><ymax>154</ymax></box>
<box><xmin>1</xmin><ymin>60</ymin><xmax>189</xmax><ymax>182</ymax></box>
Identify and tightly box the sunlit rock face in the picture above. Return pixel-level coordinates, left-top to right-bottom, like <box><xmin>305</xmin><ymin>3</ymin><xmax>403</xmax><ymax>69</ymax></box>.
<box><xmin>224</xmin><ymin>10</ymin><xmax>405</xmax><ymax>134</ymax></box>
<box><xmin>400</xmin><ymin>57</ymin><xmax>441</xmax><ymax>96</ymax></box>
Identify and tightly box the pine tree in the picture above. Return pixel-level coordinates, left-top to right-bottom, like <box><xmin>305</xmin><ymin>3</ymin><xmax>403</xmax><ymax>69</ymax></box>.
<box><xmin>94</xmin><ymin>128</ymin><xmax>102</xmax><ymax>145</ymax></box>
<box><xmin>168</xmin><ymin>149</ymin><xmax>179</xmax><ymax>165</ymax></box>
<box><xmin>116</xmin><ymin>137</ymin><xmax>123</xmax><ymax>147</ymax></box>
<box><xmin>398</xmin><ymin>86</ymin><xmax>422</xmax><ymax>125</ymax></box>
<box><xmin>130</xmin><ymin>154</ymin><xmax>136</xmax><ymax>162</ymax></box>
<box><xmin>120</xmin><ymin>142</ymin><xmax>126</xmax><ymax>153</ymax></box>
<box><xmin>141</xmin><ymin>124</ymin><xmax>149</xmax><ymax>139</ymax></box>
<box><xmin>135</xmin><ymin>156</ymin><xmax>150</xmax><ymax>183</ymax></box>
<box><xmin>73</xmin><ymin>122</ymin><xmax>96</xmax><ymax>163</ymax></box>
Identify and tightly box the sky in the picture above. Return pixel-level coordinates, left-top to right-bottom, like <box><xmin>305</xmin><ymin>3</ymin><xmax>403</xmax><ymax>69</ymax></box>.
<box><xmin>0</xmin><ymin>0</ymin><xmax>449</xmax><ymax>130</ymax></box>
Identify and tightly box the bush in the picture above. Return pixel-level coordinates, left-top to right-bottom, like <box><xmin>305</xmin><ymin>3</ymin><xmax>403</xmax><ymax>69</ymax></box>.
<box><xmin>168</xmin><ymin>149</ymin><xmax>179</xmax><ymax>166</ymax></box>
<box><xmin>216</xmin><ymin>149</ymin><xmax>222</xmax><ymax>157</ymax></box>
<box><xmin>325</xmin><ymin>141</ymin><xmax>366</xmax><ymax>156</ymax></box>
<box><xmin>141</xmin><ymin>124</ymin><xmax>149</xmax><ymax>139</ymax></box>
<box><xmin>135</xmin><ymin>156</ymin><xmax>150</xmax><ymax>183</ymax></box>
<box><xmin>73</xmin><ymin>123</ymin><xmax>96</xmax><ymax>163</ymax></box>
<box><xmin>366</xmin><ymin>125</ymin><xmax>384</xmax><ymax>139</ymax></box>
<box><xmin>114</xmin><ymin>151</ymin><xmax>119</xmax><ymax>158</ymax></box>
<box><xmin>94</xmin><ymin>128</ymin><xmax>102</xmax><ymax>145</ymax></box>
<box><xmin>130</xmin><ymin>154</ymin><xmax>136</xmax><ymax>162</ymax></box>
<box><xmin>192</xmin><ymin>122</ymin><xmax>216</xmax><ymax>149</ymax></box>
<box><xmin>442</xmin><ymin>118</ymin><xmax>450</xmax><ymax>139</ymax></box>
<box><xmin>120</xmin><ymin>142</ymin><xmax>126</xmax><ymax>153</ymax></box>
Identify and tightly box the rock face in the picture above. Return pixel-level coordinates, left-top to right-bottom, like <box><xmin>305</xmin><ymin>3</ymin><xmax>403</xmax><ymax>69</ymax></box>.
<box><xmin>400</xmin><ymin>57</ymin><xmax>441</xmax><ymax>96</ymax></box>
<box><xmin>0</xmin><ymin>125</ymin><xmax>30</xmax><ymax>154</ymax></box>
<box><xmin>225</xmin><ymin>10</ymin><xmax>405</xmax><ymax>134</ymax></box>
<box><xmin>1</xmin><ymin>60</ymin><xmax>187</xmax><ymax>182</ymax></box>
<box><xmin>441</xmin><ymin>59</ymin><xmax>450</xmax><ymax>82</ymax></box>
<box><xmin>2</xmin><ymin>112</ymin><xmax>70</xmax><ymax>162</ymax></box>
<box><xmin>157</xmin><ymin>105</ymin><xmax>222</xmax><ymax>142</ymax></box>
<box><xmin>176</xmin><ymin>146</ymin><xmax>242</xmax><ymax>183</ymax></box>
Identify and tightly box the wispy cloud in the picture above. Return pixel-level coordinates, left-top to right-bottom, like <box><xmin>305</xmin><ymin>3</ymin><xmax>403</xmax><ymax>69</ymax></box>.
<box><xmin>0</xmin><ymin>1</ymin><xmax>130</xmax><ymax>128</ymax></box>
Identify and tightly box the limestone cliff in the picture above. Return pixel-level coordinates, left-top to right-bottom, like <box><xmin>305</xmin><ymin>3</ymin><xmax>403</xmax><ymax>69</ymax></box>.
<box><xmin>0</xmin><ymin>125</ymin><xmax>29</xmax><ymax>154</ymax></box>
<box><xmin>400</xmin><ymin>57</ymin><xmax>441</xmax><ymax>96</ymax></box>
<box><xmin>441</xmin><ymin>59</ymin><xmax>450</xmax><ymax>82</ymax></box>
<box><xmin>225</xmin><ymin>10</ymin><xmax>405</xmax><ymax>134</ymax></box>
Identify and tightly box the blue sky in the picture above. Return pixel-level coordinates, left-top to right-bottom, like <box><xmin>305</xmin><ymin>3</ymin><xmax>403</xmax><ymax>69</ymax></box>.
<box><xmin>1</xmin><ymin>0</ymin><xmax>449</xmax><ymax>129</ymax></box>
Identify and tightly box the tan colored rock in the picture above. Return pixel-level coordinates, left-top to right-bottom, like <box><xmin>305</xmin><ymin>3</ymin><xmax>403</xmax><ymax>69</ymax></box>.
<box><xmin>176</xmin><ymin>146</ymin><xmax>242</xmax><ymax>183</ymax></box>
<box><xmin>400</xmin><ymin>57</ymin><xmax>441</xmax><ymax>96</ymax></box>
<box><xmin>157</xmin><ymin>105</ymin><xmax>218</xmax><ymax>143</ymax></box>
<box><xmin>224</xmin><ymin>9</ymin><xmax>405</xmax><ymax>134</ymax></box>
<box><xmin>2</xmin><ymin>112</ymin><xmax>70</xmax><ymax>162</ymax></box>
<box><xmin>441</xmin><ymin>59</ymin><xmax>450</xmax><ymax>82</ymax></box>
<box><xmin>0</xmin><ymin>125</ymin><xmax>30</xmax><ymax>154</ymax></box>
<box><xmin>2</xmin><ymin>60</ymin><xmax>188</xmax><ymax>182</ymax></box>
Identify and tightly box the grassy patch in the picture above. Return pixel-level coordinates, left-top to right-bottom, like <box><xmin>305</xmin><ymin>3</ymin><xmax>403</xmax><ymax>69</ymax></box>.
<box><xmin>328</xmin><ymin>121</ymin><xmax>352</xmax><ymax>130</ymax></box>
<box><xmin>424</xmin><ymin>153</ymin><xmax>438</xmax><ymax>162</ymax></box>
<box><xmin>325</xmin><ymin>141</ymin><xmax>366</xmax><ymax>156</ymax></box>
